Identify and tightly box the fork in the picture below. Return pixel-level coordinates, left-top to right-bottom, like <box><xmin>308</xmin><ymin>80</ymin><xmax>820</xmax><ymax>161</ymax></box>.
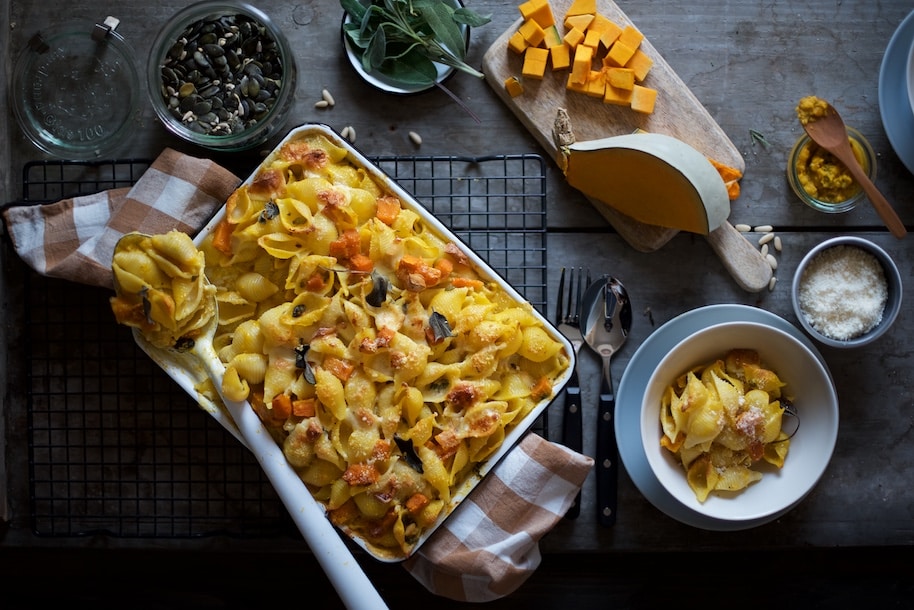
<box><xmin>556</xmin><ymin>266</ymin><xmax>588</xmax><ymax>519</ymax></box>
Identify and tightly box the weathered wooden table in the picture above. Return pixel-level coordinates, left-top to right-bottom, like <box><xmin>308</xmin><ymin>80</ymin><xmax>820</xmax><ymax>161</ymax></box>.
<box><xmin>2</xmin><ymin>0</ymin><xmax>913</xmax><ymax>607</ymax></box>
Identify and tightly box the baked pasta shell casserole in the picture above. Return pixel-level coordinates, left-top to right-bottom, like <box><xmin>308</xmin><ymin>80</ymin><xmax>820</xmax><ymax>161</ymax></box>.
<box><xmin>112</xmin><ymin>124</ymin><xmax>572</xmax><ymax>560</ymax></box>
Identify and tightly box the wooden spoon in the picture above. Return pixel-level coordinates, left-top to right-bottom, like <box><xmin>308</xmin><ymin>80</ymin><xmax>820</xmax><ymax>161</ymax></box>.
<box><xmin>802</xmin><ymin>103</ymin><xmax>907</xmax><ymax>238</ymax></box>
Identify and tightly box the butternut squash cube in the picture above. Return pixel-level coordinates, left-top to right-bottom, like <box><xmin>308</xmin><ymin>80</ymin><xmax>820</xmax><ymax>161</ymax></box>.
<box><xmin>519</xmin><ymin>0</ymin><xmax>555</xmax><ymax>27</ymax></box>
<box><xmin>565</xmin><ymin>0</ymin><xmax>597</xmax><ymax>17</ymax></box>
<box><xmin>589</xmin><ymin>13</ymin><xmax>623</xmax><ymax>48</ymax></box>
<box><xmin>504</xmin><ymin>75</ymin><xmax>525</xmax><ymax>98</ymax></box>
<box><xmin>606</xmin><ymin>39</ymin><xmax>636</xmax><ymax>67</ymax></box>
<box><xmin>564</xmin><ymin>13</ymin><xmax>594</xmax><ymax>32</ymax></box>
<box><xmin>507</xmin><ymin>30</ymin><xmax>528</xmax><ymax>55</ymax></box>
<box><xmin>566</xmin><ymin>73</ymin><xmax>589</xmax><ymax>94</ymax></box>
<box><xmin>618</xmin><ymin>25</ymin><xmax>645</xmax><ymax>49</ymax></box>
<box><xmin>569</xmin><ymin>44</ymin><xmax>594</xmax><ymax>84</ymax></box>
<box><xmin>518</xmin><ymin>18</ymin><xmax>546</xmax><ymax>47</ymax></box>
<box><xmin>603</xmin><ymin>84</ymin><xmax>633</xmax><ymax>106</ymax></box>
<box><xmin>606</xmin><ymin>67</ymin><xmax>635</xmax><ymax>90</ymax></box>
<box><xmin>543</xmin><ymin>25</ymin><xmax>564</xmax><ymax>48</ymax></box>
<box><xmin>551</xmin><ymin>43</ymin><xmax>572</xmax><ymax>70</ymax></box>
<box><xmin>631</xmin><ymin>84</ymin><xmax>658</xmax><ymax>114</ymax></box>
<box><xmin>585</xmin><ymin>70</ymin><xmax>605</xmax><ymax>97</ymax></box>
<box><xmin>626</xmin><ymin>49</ymin><xmax>654</xmax><ymax>81</ymax></box>
<box><xmin>563</xmin><ymin>26</ymin><xmax>586</xmax><ymax>48</ymax></box>
<box><xmin>582</xmin><ymin>28</ymin><xmax>602</xmax><ymax>49</ymax></box>
<box><xmin>522</xmin><ymin>46</ymin><xmax>550</xmax><ymax>79</ymax></box>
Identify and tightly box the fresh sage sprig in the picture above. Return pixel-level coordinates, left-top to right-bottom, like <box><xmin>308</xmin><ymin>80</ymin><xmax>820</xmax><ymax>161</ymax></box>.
<box><xmin>341</xmin><ymin>0</ymin><xmax>492</xmax><ymax>87</ymax></box>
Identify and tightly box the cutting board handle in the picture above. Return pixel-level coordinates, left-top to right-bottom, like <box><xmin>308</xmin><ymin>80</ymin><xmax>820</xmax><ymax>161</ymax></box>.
<box><xmin>705</xmin><ymin>222</ymin><xmax>773</xmax><ymax>293</ymax></box>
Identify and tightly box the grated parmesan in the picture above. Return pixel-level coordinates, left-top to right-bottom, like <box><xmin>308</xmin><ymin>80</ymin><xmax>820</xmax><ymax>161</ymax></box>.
<box><xmin>797</xmin><ymin>245</ymin><xmax>888</xmax><ymax>340</ymax></box>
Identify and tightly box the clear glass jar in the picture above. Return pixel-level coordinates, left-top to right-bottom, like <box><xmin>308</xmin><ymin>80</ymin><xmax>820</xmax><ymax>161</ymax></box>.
<box><xmin>11</xmin><ymin>18</ymin><xmax>140</xmax><ymax>159</ymax></box>
<box><xmin>786</xmin><ymin>126</ymin><xmax>877</xmax><ymax>214</ymax></box>
<box><xmin>147</xmin><ymin>1</ymin><xmax>297</xmax><ymax>152</ymax></box>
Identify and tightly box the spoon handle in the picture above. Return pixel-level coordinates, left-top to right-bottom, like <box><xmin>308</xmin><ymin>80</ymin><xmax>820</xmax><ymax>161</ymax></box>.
<box><xmin>838</xmin><ymin>149</ymin><xmax>907</xmax><ymax>238</ymax></box>
<box><xmin>199</xmin><ymin>349</ymin><xmax>390</xmax><ymax>610</ymax></box>
<box><xmin>596</xmin><ymin>360</ymin><xmax>618</xmax><ymax>527</ymax></box>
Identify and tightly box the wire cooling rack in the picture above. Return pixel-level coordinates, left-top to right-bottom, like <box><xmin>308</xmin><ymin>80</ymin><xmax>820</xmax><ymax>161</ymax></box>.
<box><xmin>18</xmin><ymin>153</ymin><xmax>549</xmax><ymax>538</ymax></box>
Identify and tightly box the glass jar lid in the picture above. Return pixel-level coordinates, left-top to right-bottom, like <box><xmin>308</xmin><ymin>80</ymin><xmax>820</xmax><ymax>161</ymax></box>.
<box><xmin>11</xmin><ymin>17</ymin><xmax>140</xmax><ymax>160</ymax></box>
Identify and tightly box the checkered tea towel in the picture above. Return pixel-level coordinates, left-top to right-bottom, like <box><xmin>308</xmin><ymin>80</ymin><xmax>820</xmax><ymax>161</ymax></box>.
<box><xmin>404</xmin><ymin>432</ymin><xmax>593</xmax><ymax>602</ymax></box>
<box><xmin>2</xmin><ymin>148</ymin><xmax>241</xmax><ymax>290</ymax></box>
<box><xmin>1</xmin><ymin>149</ymin><xmax>594</xmax><ymax>603</ymax></box>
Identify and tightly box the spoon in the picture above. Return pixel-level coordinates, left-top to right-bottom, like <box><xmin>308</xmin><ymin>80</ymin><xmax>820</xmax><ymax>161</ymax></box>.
<box><xmin>114</xmin><ymin>235</ymin><xmax>389</xmax><ymax>610</ymax></box>
<box><xmin>802</xmin><ymin>103</ymin><xmax>906</xmax><ymax>238</ymax></box>
<box><xmin>581</xmin><ymin>275</ymin><xmax>632</xmax><ymax>527</ymax></box>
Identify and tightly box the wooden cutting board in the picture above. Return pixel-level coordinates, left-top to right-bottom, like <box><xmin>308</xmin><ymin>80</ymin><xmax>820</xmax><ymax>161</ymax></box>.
<box><xmin>482</xmin><ymin>0</ymin><xmax>772</xmax><ymax>292</ymax></box>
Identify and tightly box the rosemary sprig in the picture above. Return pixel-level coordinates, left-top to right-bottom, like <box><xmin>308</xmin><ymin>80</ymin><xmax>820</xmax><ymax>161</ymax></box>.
<box><xmin>341</xmin><ymin>0</ymin><xmax>492</xmax><ymax>87</ymax></box>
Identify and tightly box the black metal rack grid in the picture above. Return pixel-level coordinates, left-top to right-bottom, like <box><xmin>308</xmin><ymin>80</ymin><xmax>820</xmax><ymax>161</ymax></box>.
<box><xmin>19</xmin><ymin>153</ymin><xmax>549</xmax><ymax>539</ymax></box>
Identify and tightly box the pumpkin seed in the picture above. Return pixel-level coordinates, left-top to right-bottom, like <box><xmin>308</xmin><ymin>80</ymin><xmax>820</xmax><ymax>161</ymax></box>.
<box><xmin>157</xmin><ymin>12</ymin><xmax>286</xmax><ymax>137</ymax></box>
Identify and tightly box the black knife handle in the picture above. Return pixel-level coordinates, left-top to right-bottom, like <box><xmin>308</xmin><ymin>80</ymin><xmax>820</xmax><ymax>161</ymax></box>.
<box><xmin>596</xmin><ymin>374</ymin><xmax>618</xmax><ymax>526</ymax></box>
<box><xmin>562</xmin><ymin>371</ymin><xmax>582</xmax><ymax>518</ymax></box>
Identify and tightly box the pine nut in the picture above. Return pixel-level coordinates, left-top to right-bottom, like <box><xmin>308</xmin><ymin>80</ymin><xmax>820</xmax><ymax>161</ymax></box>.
<box><xmin>758</xmin><ymin>232</ymin><xmax>775</xmax><ymax>245</ymax></box>
<box><xmin>735</xmin><ymin>223</ymin><xmax>751</xmax><ymax>232</ymax></box>
<box><xmin>754</xmin><ymin>224</ymin><xmax>774</xmax><ymax>233</ymax></box>
<box><xmin>314</xmin><ymin>100</ymin><xmax>329</xmax><ymax>109</ymax></box>
<box><xmin>774</xmin><ymin>236</ymin><xmax>782</xmax><ymax>252</ymax></box>
<box><xmin>345</xmin><ymin>125</ymin><xmax>356</xmax><ymax>143</ymax></box>
<box><xmin>340</xmin><ymin>126</ymin><xmax>351</xmax><ymax>140</ymax></box>
<box><xmin>761</xmin><ymin>243</ymin><xmax>769</xmax><ymax>257</ymax></box>
<box><xmin>322</xmin><ymin>88</ymin><xmax>336</xmax><ymax>106</ymax></box>
<box><xmin>768</xmin><ymin>276</ymin><xmax>777</xmax><ymax>291</ymax></box>
<box><xmin>408</xmin><ymin>131</ymin><xmax>422</xmax><ymax>146</ymax></box>
<box><xmin>766</xmin><ymin>253</ymin><xmax>778</xmax><ymax>269</ymax></box>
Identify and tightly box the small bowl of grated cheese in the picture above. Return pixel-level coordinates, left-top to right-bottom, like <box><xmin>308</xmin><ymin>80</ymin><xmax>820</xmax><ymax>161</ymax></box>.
<box><xmin>791</xmin><ymin>236</ymin><xmax>902</xmax><ymax>348</ymax></box>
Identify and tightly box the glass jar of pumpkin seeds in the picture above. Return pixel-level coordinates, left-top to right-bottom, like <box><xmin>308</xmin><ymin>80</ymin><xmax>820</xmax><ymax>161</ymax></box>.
<box><xmin>147</xmin><ymin>1</ymin><xmax>297</xmax><ymax>152</ymax></box>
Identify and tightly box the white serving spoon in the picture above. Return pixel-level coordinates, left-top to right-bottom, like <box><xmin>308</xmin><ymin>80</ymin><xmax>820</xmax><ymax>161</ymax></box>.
<box><xmin>117</xmin><ymin>233</ymin><xmax>388</xmax><ymax>609</ymax></box>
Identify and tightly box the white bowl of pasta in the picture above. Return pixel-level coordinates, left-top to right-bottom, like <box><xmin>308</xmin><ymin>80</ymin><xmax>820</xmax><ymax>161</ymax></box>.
<box><xmin>640</xmin><ymin>320</ymin><xmax>838</xmax><ymax>524</ymax></box>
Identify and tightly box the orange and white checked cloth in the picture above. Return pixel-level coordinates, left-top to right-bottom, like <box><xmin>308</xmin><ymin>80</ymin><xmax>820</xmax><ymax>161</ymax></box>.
<box><xmin>1</xmin><ymin>148</ymin><xmax>593</xmax><ymax>603</ymax></box>
<box><xmin>2</xmin><ymin>148</ymin><xmax>240</xmax><ymax>289</ymax></box>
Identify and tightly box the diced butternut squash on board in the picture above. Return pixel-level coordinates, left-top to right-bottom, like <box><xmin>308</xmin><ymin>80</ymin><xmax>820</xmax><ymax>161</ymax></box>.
<box><xmin>505</xmin><ymin>0</ymin><xmax>659</xmax><ymax>115</ymax></box>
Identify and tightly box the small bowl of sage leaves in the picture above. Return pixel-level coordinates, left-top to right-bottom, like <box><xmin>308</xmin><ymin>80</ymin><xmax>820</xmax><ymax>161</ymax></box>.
<box><xmin>341</xmin><ymin>0</ymin><xmax>491</xmax><ymax>95</ymax></box>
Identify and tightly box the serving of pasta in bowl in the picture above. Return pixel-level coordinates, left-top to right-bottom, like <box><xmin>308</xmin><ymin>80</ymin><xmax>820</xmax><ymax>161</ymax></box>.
<box><xmin>110</xmin><ymin>123</ymin><xmax>573</xmax><ymax>561</ymax></box>
<box><xmin>639</xmin><ymin>320</ymin><xmax>838</xmax><ymax>524</ymax></box>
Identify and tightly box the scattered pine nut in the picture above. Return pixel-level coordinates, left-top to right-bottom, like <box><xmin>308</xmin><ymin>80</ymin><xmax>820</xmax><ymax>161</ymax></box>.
<box><xmin>761</xmin><ymin>243</ymin><xmax>769</xmax><ymax>257</ymax></box>
<box><xmin>735</xmin><ymin>223</ymin><xmax>751</xmax><ymax>232</ymax></box>
<box><xmin>754</xmin><ymin>224</ymin><xmax>774</xmax><ymax>233</ymax></box>
<box><xmin>340</xmin><ymin>126</ymin><xmax>351</xmax><ymax>140</ymax></box>
<box><xmin>768</xmin><ymin>276</ymin><xmax>777</xmax><ymax>292</ymax></box>
<box><xmin>314</xmin><ymin>100</ymin><xmax>330</xmax><ymax>109</ymax></box>
<box><xmin>343</xmin><ymin>125</ymin><xmax>356</xmax><ymax>143</ymax></box>
<box><xmin>774</xmin><ymin>236</ymin><xmax>782</xmax><ymax>252</ymax></box>
<box><xmin>766</xmin><ymin>253</ymin><xmax>778</xmax><ymax>269</ymax></box>
<box><xmin>758</xmin><ymin>232</ymin><xmax>775</xmax><ymax>245</ymax></box>
<box><xmin>408</xmin><ymin>131</ymin><xmax>422</xmax><ymax>146</ymax></box>
<box><xmin>322</xmin><ymin>88</ymin><xmax>336</xmax><ymax>106</ymax></box>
